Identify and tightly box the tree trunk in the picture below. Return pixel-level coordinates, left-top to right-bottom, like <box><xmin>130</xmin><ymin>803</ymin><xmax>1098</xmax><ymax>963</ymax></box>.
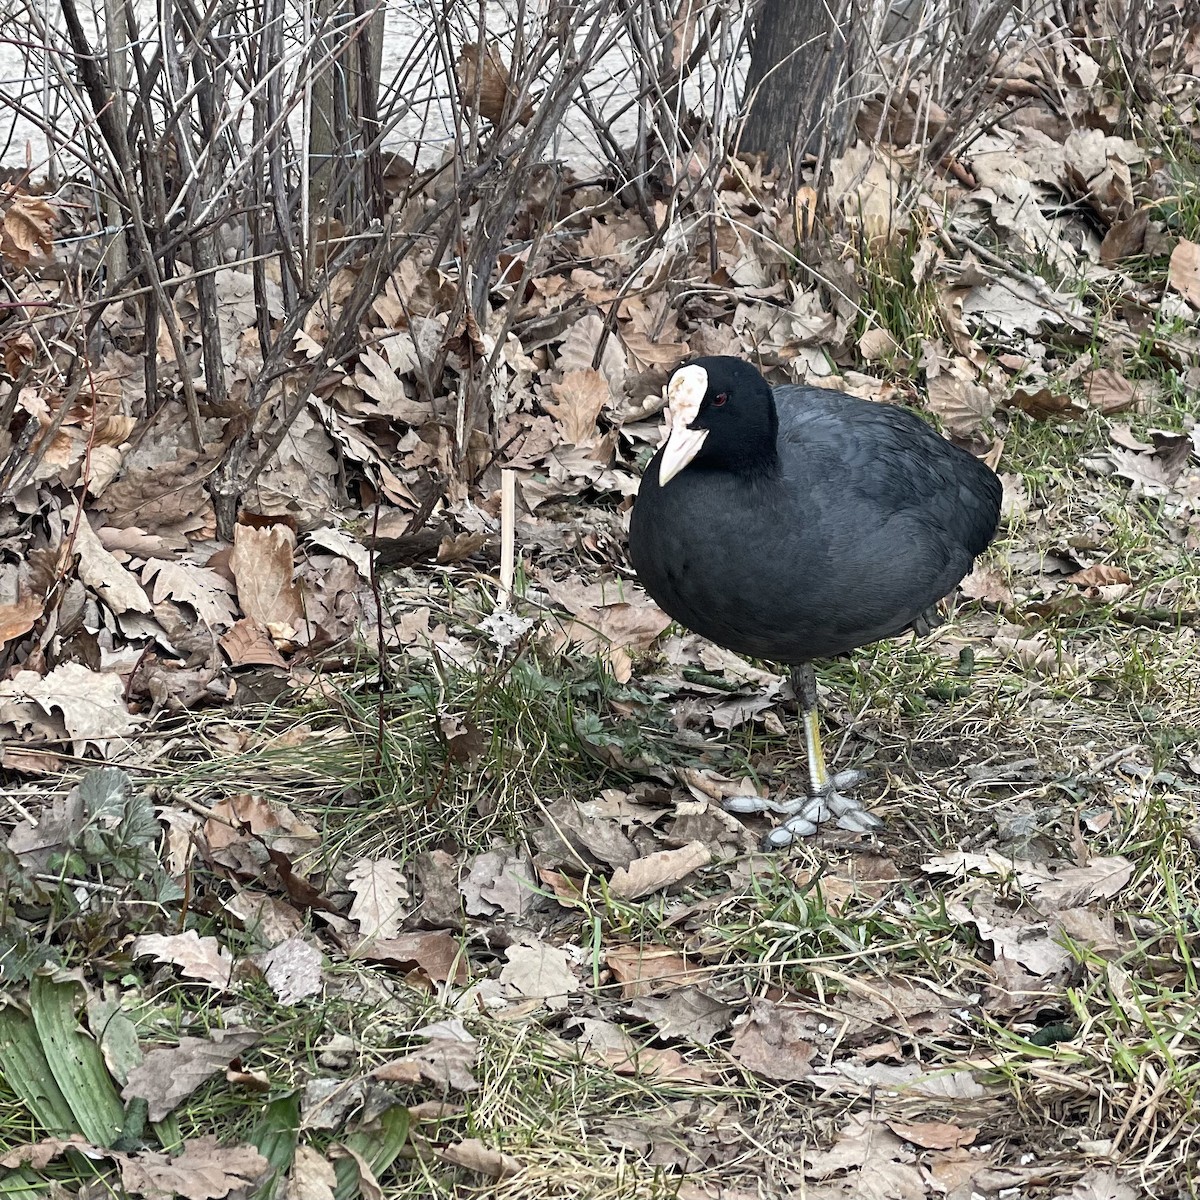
<box><xmin>741</xmin><ymin>0</ymin><xmax>853</xmax><ymax>175</ymax></box>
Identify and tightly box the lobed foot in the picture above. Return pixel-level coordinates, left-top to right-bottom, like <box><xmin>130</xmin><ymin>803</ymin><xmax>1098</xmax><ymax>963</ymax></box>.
<box><xmin>723</xmin><ymin>768</ymin><xmax>881</xmax><ymax>848</ymax></box>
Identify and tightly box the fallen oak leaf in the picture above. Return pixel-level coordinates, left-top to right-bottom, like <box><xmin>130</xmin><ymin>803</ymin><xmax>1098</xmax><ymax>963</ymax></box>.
<box><xmin>132</xmin><ymin>931</ymin><xmax>237</xmax><ymax>989</ymax></box>
<box><xmin>608</xmin><ymin>841</ymin><xmax>711</xmax><ymax>900</ymax></box>
<box><xmin>2</xmin><ymin>192</ymin><xmax>57</xmax><ymax>264</ymax></box>
<box><xmin>604</xmin><ymin>945</ymin><xmax>696</xmax><ymax>997</ymax></box>
<box><xmin>1006</xmin><ymin>386</ymin><xmax>1085</xmax><ymax>420</ymax></box>
<box><xmin>1167</xmin><ymin>237</ymin><xmax>1200</xmax><ymax>308</ymax></box>
<box><xmin>287</xmin><ymin>1145</ymin><xmax>337</xmax><ymax>1200</ymax></box>
<box><xmin>118</xmin><ymin>1135</ymin><xmax>269</xmax><ymax>1200</ymax></box>
<box><xmin>371</xmin><ymin>1025</ymin><xmax>478</xmax><ymax>1093</ymax></box>
<box><xmin>121</xmin><ymin>1029</ymin><xmax>261</xmax><ymax>1121</ymax></box>
<box><xmin>1083</xmin><ymin>368</ymin><xmax>1139</xmax><ymax>414</ymax></box>
<box><xmin>886</xmin><ymin>1119</ymin><xmax>978</xmax><ymax>1150</ymax></box>
<box><xmin>0</xmin><ymin>1135</ymin><xmax>98</xmax><ymax>1169</ymax></box>
<box><xmin>259</xmin><ymin>936</ymin><xmax>324</xmax><ymax>1004</ymax></box>
<box><xmin>328</xmin><ymin>1144</ymin><xmax>384</xmax><ymax>1200</ymax></box>
<box><xmin>0</xmin><ymin>662</ymin><xmax>142</xmax><ymax>754</ymax></box>
<box><xmin>1065</xmin><ymin>565</ymin><xmax>1132</xmax><ymax>587</ymax></box>
<box><xmin>498</xmin><ymin>939</ymin><xmax>577</xmax><ymax>1010</ymax></box>
<box><xmin>346</xmin><ymin>857</ymin><xmax>410</xmax><ymax>940</ymax></box>
<box><xmin>0</xmin><ymin>1135</ymin><xmax>270</xmax><ymax>1200</ymax></box>
<box><xmin>67</xmin><ymin>505</ymin><xmax>154</xmax><ymax>616</ymax></box>
<box><xmin>730</xmin><ymin>1000</ymin><xmax>819</xmax><ymax>1082</ymax></box>
<box><xmin>544</xmin><ymin>368</ymin><xmax>610</xmax><ymax>447</ymax></box>
<box><xmin>344</xmin><ymin>930</ymin><xmax>469</xmax><ymax>984</ymax></box>
<box><xmin>437</xmin><ymin>1137</ymin><xmax>521</xmax><ymax>1180</ymax></box>
<box><xmin>0</xmin><ymin>594</ymin><xmax>44</xmax><ymax>646</ymax></box>
<box><xmin>230</xmin><ymin>523</ymin><xmax>304</xmax><ymax>632</ymax></box>
<box><xmin>220</xmin><ymin>618</ymin><xmax>288</xmax><ymax>667</ymax></box>
<box><xmin>456</xmin><ymin>42</ymin><xmax>534</xmax><ymax>126</ymax></box>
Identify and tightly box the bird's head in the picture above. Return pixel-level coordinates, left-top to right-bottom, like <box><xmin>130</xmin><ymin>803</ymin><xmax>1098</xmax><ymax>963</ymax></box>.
<box><xmin>656</xmin><ymin>356</ymin><xmax>779</xmax><ymax>486</ymax></box>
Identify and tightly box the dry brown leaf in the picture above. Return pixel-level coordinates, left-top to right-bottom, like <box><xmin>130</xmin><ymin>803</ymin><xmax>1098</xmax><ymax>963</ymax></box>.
<box><xmin>0</xmin><ymin>663</ymin><xmax>142</xmax><ymax>754</ymax></box>
<box><xmin>544</xmin><ymin>369</ymin><xmax>611</xmax><ymax>447</ymax></box>
<box><xmin>621</xmin><ymin>329</ymin><xmax>689</xmax><ymax>369</ymax></box>
<box><xmin>543</xmin><ymin>576</ymin><xmax>672</xmax><ymax>683</ymax></box>
<box><xmin>992</xmin><ymin>635</ymin><xmax>1077</xmax><ymax>677</ymax></box>
<box><xmin>0</xmin><ymin>594</ymin><xmax>44</xmax><ymax>646</ymax></box>
<box><xmin>499</xmin><ymin>938</ymin><xmax>577</xmax><ymax>1010</ymax></box>
<box><xmin>287</xmin><ymin>1145</ymin><xmax>337</xmax><ymax>1200</ymax></box>
<box><xmin>1026</xmin><ymin>856</ymin><xmax>1135</xmax><ymax>912</ymax></box>
<box><xmin>1067</xmin><ymin>1169</ymin><xmax>1139</xmax><ymax>1200</ymax></box>
<box><xmin>858</xmin><ymin>327</ymin><xmax>900</xmax><ymax>362</ymax></box>
<box><xmin>536</xmin><ymin>866</ymin><xmax>586</xmax><ymax>905</ymax></box>
<box><xmin>533</xmin><ymin>798</ymin><xmax>637</xmax><ymax>871</ymax></box>
<box><xmin>2</xmin><ymin>193</ymin><xmax>56</xmax><ymax>265</ymax></box>
<box><xmin>926</xmin><ymin>373</ymin><xmax>994</xmax><ymax>437</ymax></box>
<box><xmin>142</xmin><ymin>559</ymin><xmax>239</xmax><ymax>629</ymax></box>
<box><xmin>230</xmin><ymin>523</ymin><xmax>304</xmax><ymax>632</ymax></box>
<box><xmin>118</xmin><ymin>1136</ymin><xmax>269</xmax><ymax>1200</ymax></box>
<box><xmin>730</xmin><ymin>1000</ymin><xmax>819</xmax><ymax>1082</ymax></box>
<box><xmin>804</xmin><ymin>1115</ymin><xmax>923</xmax><ymax>1199</ymax></box>
<box><xmin>0</xmin><ymin>1136</ymin><xmax>93</xmax><ymax>1170</ymax></box>
<box><xmin>372</xmin><ymin>1022</ymin><xmax>478</xmax><ymax>1093</ymax></box>
<box><xmin>327</xmin><ymin>1145</ymin><xmax>383</xmax><ymax>1200</ymax></box>
<box><xmin>1099</xmin><ymin>209</ymin><xmax>1148</xmax><ymax>264</ymax></box>
<box><xmin>605</xmin><ymin>945</ymin><xmax>695</xmax><ymax>997</ymax></box>
<box><xmin>1006</xmin><ymin>386</ymin><xmax>1085</xmax><ymax>420</ymax></box>
<box><xmin>886</xmin><ymin>1120</ymin><xmax>978</xmax><ymax>1150</ymax></box>
<box><xmin>122</xmin><ymin>1029</ymin><xmax>261</xmax><ymax>1120</ymax></box>
<box><xmin>225</xmin><ymin>890</ymin><xmax>306</xmax><ymax>947</ymax></box>
<box><xmin>436</xmin><ymin>532</ymin><xmax>488</xmax><ymax>563</ymax></box>
<box><xmin>438</xmin><ymin>1138</ymin><xmax>521</xmax><ymax>1180</ymax></box>
<box><xmin>220</xmin><ymin>618</ymin><xmax>289</xmax><ymax>667</ymax></box>
<box><xmin>346</xmin><ymin>857</ymin><xmax>410</xmax><ymax>940</ymax></box>
<box><xmin>205</xmin><ymin>794</ymin><xmax>321</xmax><ymax>859</ymax></box>
<box><xmin>828</xmin><ymin>145</ymin><xmax>904</xmax><ymax>243</ymax></box>
<box><xmin>1083</xmin><ymin>368</ymin><xmax>1139</xmax><ymax>414</ymax></box>
<box><xmin>1066</xmin><ymin>565</ymin><xmax>1132</xmax><ymax>587</ymax></box>
<box><xmin>347</xmin><ymin>930</ymin><xmax>468</xmax><ymax>983</ymax></box>
<box><xmin>606</xmin><ymin>1044</ymin><xmax>713</xmax><ymax>1081</ymax></box>
<box><xmin>1</xmin><ymin>1136</ymin><xmax>268</xmax><ymax>1200</ymax></box>
<box><xmin>68</xmin><ymin>506</ymin><xmax>154</xmax><ymax>615</ymax></box>
<box><xmin>577</xmin><ymin>220</ymin><xmax>623</xmax><ymax>262</ymax></box>
<box><xmin>351</xmin><ymin>344</ymin><xmax>430</xmax><ymax>424</ymax></box>
<box><xmin>959</xmin><ymin>564</ymin><xmax>1012</xmax><ymax>605</ymax></box>
<box><xmin>1168</xmin><ymin>238</ymin><xmax>1200</xmax><ymax>307</ymax></box>
<box><xmin>132</xmin><ymin>931</ymin><xmax>238</xmax><ymax>989</ymax></box>
<box><xmin>608</xmin><ymin>841</ymin><xmax>711</xmax><ymax>900</ymax></box>
<box><xmin>625</xmin><ymin>986</ymin><xmax>733</xmax><ymax>1046</ymax></box>
<box><xmin>462</xmin><ymin>843</ymin><xmax>539</xmax><ymax>915</ymax></box>
<box><xmin>556</xmin><ymin>312</ymin><xmax>627</xmax><ymax>391</ymax></box>
<box><xmin>945</xmin><ymin>898</ymin><xmax>1069</xmax><ymax>977</ymax></box>
<box><xmin>455</xmin><ymin>42</ymin><xmax>533</xmax><ymax>126</ymax></box>
<box><xmin>261</xmin><ymin>937</ymin><xmax>324</xmax><ymax>1004</ymax></box>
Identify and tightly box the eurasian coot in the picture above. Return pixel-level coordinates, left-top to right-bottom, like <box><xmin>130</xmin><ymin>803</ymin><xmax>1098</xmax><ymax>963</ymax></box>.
<box><xmin>629</xmin><ymin>356</ymin><xmax>1002</xmax><ymax>847</ymax></box>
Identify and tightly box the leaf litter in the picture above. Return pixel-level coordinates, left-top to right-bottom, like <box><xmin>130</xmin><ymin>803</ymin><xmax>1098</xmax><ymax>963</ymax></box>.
<box><xmin>3</xmin><ymin>11</ymin><xmax>1200</xmax><ymax>1200</ymax></box>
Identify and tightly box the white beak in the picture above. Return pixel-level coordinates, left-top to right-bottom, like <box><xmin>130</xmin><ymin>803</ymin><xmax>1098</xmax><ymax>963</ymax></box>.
<box><xmin>658</xmin><ymin>425</ymin><xmax>709</xmax><ymax>486</ymax></box>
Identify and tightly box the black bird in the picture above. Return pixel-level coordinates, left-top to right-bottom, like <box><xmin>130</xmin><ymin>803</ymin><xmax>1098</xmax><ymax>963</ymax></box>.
<box><xmin>628</xmin><ymin>356</ymin><xmax>1002</xmax><ymax>846</ymax></box>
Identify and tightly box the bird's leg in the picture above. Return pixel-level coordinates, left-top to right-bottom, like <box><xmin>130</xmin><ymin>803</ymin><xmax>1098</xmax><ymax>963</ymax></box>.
<box><xmin>720</xmin><ymin>663</ymin><xmax>881</xmax><ymax>845</ymax></box>
<box><xmin>769</xmin><ymin>665</ymin><xmax>880</xmax><ymax>846</ymax></box>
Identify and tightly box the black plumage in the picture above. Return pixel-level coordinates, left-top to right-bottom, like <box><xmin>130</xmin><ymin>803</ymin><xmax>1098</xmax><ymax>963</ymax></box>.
<box><xmin>629</xmin><ymin>356</ymin><xmax>1002</xmax><ymax>845</ymax></box>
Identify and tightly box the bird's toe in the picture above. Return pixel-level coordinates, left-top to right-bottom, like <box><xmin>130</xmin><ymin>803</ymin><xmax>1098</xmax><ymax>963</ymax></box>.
<box><xmin>722</xmin><ymin>794</ymin><xmax>773</xmax><ymax>816</ymax></box>
<box><xmin>831</xmin><ymin>768</ymin><xmax>866</xmax><ymax>792</ymax></box>
<box><xmin>835</xmin><ymin>805</ymin><xmax>883</xmax><ymax>832</ymax></box>
<box><xmin>764</xmin><ymin>815</ymin><xmax>818</xmax><ymax>848</ymax></box>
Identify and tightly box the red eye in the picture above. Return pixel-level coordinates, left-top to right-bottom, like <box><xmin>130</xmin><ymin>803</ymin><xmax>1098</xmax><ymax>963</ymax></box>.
<box><xmin>713</xmin><ymin>392</ymin><xmax>728</xmax><ymax>407</ymax></box>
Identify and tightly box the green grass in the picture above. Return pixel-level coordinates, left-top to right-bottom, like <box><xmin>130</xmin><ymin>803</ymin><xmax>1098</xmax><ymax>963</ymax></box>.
<box><xmin>849</xmin><ymin>222</ymin><xmax>944</xmax><ymax>376</ymax></box>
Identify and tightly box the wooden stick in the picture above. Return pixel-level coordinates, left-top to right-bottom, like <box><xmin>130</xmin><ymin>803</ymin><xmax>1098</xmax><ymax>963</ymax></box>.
<box><xmin>498</xmin><ymin>468</ymin><xmax>516</xmax><ymax>609</ymax></box>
